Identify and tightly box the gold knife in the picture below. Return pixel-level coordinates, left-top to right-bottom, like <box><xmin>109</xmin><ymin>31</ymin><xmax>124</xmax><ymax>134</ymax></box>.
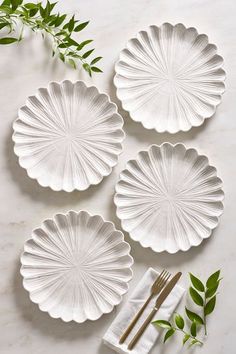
<box><xmin>128</xmin><ymin>272</ymin><xmax>182</xmax><ymax>350</ymax></box>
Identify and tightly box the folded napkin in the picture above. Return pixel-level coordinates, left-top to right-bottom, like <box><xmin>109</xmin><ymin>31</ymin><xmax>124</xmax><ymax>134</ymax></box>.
<box><xmin>103</xmin><ymin>267</ymin><xmax>185</xmax><ymax>354</ymax></box>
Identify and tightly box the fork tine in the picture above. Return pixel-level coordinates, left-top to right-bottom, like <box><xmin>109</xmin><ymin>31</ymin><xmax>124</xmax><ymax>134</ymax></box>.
<box><xmin>163</xmin><ymin>271</ymin><xmax>171</xmax><ymax>283</ymax></box>
<box><xmin>158</xmin><ymin>271</ymin><xmax>170</xmax><ymax>289</ymax></box>
<box><xmin>158</xmin><ymin>270</ymin><xmax>168</xmax><ymax>282</ymax></box>
<box><xmin>165</xmin><ymin>272</ymin><xmax>171</xmax><ymax>282</ymax></box>
<box><xmin>162</xmin><ymin>271</ymin><xmax>170</xmax><ymax>282</ymax></box>
<box><xmin>152</xmin><ymin>270</ymin><xmax>166</xmax><ymax>288</ymax></box>
<box><xmin>153</xmin><ymin>271</ymin><xmax>167</xmax><ymax>289</ymax></box>
<box><xmin>157</xmin><ymin>269</ymin><xmax>166</xmax><ymax>280</ymax></box>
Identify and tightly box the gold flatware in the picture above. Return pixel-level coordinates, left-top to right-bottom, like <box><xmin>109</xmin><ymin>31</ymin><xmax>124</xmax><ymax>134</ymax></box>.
<box><xmin>119</xmin><ymin>270</ymin><xmax>171</xmax><ymax>344</ymax></box>
<box><xmin>128</xmin><ymin>272</ymin><xmax>182</xmax><ymax>350</ymax></box>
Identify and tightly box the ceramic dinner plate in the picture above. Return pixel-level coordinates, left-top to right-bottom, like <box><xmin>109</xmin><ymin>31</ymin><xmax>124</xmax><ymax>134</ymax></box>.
<box><xmin>114</xmin><ymin>23</ymin><xmax>225</xmax><ymax>133</ymax></box>
<box><xmin>13</xmin><ymin>80</ymin><xmax>125</xmax><ymax>192</ymax></box>
<box><xmin>20</xmin><ymin>210</ymin><xmax>133</xmax><ymax>322</ymax></box>
<box><xmin>114</xmin><ymin>143</ymin><xmax>224</xmax><ymax>253</ymax></box>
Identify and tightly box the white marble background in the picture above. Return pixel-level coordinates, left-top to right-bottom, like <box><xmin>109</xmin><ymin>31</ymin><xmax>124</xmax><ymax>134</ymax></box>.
<box><xmin>0</xmin><ymin>0</ymin><xmax>235</xmax><ymax>353</ymax></box>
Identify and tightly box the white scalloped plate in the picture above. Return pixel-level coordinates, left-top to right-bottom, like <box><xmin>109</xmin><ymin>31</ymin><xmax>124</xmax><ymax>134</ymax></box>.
<box><xmin>13</xmin><ymin>80</ymin><xmax>125</xmax><ymax>192</ymax></box>
<box><xmin>114</xmin><ymin>143</ymin><xmax>224</xmax><ymax>253</ymax></box>
<box><xmin>20</xmin><ymin>210</ymin><xmax>133</xmax><ymax>323</ymax></box>
<box><xmin>114</xmin><ymin>23</ymin><xmax>226</xmax><ymax>133</ymax></box>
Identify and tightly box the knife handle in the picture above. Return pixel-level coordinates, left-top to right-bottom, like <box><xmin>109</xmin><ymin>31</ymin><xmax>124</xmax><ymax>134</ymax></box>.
<box><xmin>119</xmin><ymin>293</ymin><xmax>153</xmax><ymax>344</ymax></box>
<box><xmin>128</xmin><ymin>307</ymin><xmax>157</xmax><ymax>350</ymax></box>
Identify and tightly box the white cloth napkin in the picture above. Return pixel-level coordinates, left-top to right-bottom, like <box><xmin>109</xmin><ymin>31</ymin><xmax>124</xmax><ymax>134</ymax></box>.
<box><xmin>103</xmin><ymin>268</ymin><xmax>185</xmax><ymax>354</ymax></box>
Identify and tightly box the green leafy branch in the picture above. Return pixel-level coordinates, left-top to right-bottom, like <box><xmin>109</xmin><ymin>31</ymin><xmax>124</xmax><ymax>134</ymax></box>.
<box><xmin>0</xmin><ymin>0</ymin><xmax>102</xmax><ymax>75</ymax></box>
<box><xmin>153</xmin><ymin>270</ymin><xmax>222</xmax><ymax>349</ymax></box>
<box><xmin>153</xmin><ymin>315</ymin><xmax>203</xmax><ymax>348</ymax></box>
<box><xmin>189</xmin><ymin>270</ymin><xmax>221</xmax><ymax>336</ymax></box>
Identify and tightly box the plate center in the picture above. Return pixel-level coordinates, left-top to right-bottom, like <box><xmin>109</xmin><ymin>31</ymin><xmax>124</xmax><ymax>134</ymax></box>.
<box><xmin>161</xmin><ymin>192</ymin><xmax>177</xmax><ymax>209</ymax></box>
<box><xmin>64</xmin><ymin>131</ymin><xmax>77</xmax><ymax>142</ymax></box>
<box><xmin>160</xmin><ymin>72</ymin><xmax>178</xmax><ymax>95</ymax></box>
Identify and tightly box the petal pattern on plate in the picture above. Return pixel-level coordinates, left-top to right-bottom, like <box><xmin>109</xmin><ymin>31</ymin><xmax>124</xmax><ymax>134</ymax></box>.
<box><xmin>114</xmin><ymin>23</ymin><xmax>226</xmax><ymax>133</ymax></box>
<box><xmin>13</xmin><ymin>80</ymin><xmax>125</xmax><ymax>191</ymax></box>
<box><xmin>114</xmin><ymin>143</ymin><xmax>224</xmax><ymax>253</ymax></box>
<box><xmin>21</xmin><ymin>210</ymin><xmax>133</xmax><ymax>323</ymax></box>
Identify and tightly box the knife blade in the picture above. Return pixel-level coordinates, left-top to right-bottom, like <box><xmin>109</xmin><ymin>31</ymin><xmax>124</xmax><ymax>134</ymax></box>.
<box><xmin>128</xmin><ymin>272</ymin><xmax>182</xmax><ymax>350</ymax></box>
<box><xmin>154</xmin><ymin>271</ymin><xmax>182</xmax><ymax>309</ymax></box>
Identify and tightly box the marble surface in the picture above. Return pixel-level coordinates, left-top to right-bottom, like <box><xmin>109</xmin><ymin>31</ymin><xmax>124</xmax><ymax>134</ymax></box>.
<box><xmin>0</xmin><ymin>0</ymin><xmax>235</xmax><ymax>353</ymax></box>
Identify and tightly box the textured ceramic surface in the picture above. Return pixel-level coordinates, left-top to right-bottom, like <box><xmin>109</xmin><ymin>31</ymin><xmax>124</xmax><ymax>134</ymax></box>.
<box><xmin>13</xmin><ymin>80</ymin><xmax>125</xmax><ymax>192</ymax></box>
<box><xmin>20</xmin><ymin>210</ymin><xmax>133</xmax><ymax>322</ymax></box>
<box><xmin>114</xmin><ymin>143</ymin><xmax>224</xmax><ymax>253</ymax></box>
<box><xmin>114</xmin><ymin>23</ymin><xmax>226</xmax><ymax>133</ymax></box>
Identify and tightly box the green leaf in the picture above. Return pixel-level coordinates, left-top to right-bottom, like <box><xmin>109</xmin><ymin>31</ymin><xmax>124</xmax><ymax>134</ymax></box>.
<box><xmin>59</xmin><ymin>52</ymin><xmax>65</xmax><ymax>62</ymax></box>
<box><xmin>185</xmin><ymin>308</ymin><xmax>204</xmax><ymax>325</ymax></box>
<box><xmin>39</xmin><ymin>4</ymin><xmax>45</xmax><ymax>18</ymax></box>
<box><xmin>68</xmin><ymin>15</ymin><xmax>75</xmax><ymax>32</ymax></box>
<box><xmin>55</xmin><ymin>30</ymin><xmax>67</xmax><ymax>37</ymax></box>
<box><xmin>77</xmin><ymin>39</ymin><xmax>93</xmax><ymax>50</ymax></box>
<box><xmin>189</xmin><ymin>273</ymin><xmax>205</xmax><ymax>292</ymax></box>
<box><xmin>183</xmin><ymin>334</ymin><xmax>190</xmax><ymax>345</ymax></box>
<box><xmin>189</xmin><ymin>339</ymin><xmax>199</xmax><ymax>347</ymax></box>
<box><xmin>29</xmin><ymin>8</ymin><xmax>38</xmax><ymax>17</ymax></box>
<box><xmin>47</xmin><ymin>14</ymin><xmax>58</xmax><ymax>26</ymax></box>
<box><xmin>44</xmin><ymin>1</ymin><xmax>51</xmax><ymax>18</ymax></box>
<box><xmin>0</xmin><ymin>4</ymin><xmax>11</xmax><ymax>13</ymax></box>
<box><xmin>62</xmin><ymin>20</ymin><xmax>70</xmax><ymax>29</ymax></box>
<box><xmin>24</xmin><ymin>2</ymin><xmax>38</xmax><ymax>9</ymax></box>
<box><xmin>152</xmin><ymin>320</ymin><xmax>172</xmax><ymax>329</ymax></box>
<box><xmin>189</xmin><ymin>287</ymin><xmax>204</xmax><ymax>306</ymax></box>
<box><xmin>58</xmin><ymin>43</ymin><xmax>67</xmax><ymax>48</ymax></box>
<box><xmin>164</xmin><ymin>328</ymin><xmax>175</xmax><ymax>343</ymax></box>
<box><xmin>91</xmin><ymin>66</ymin><xmax>102</xmax><ymax>73</ymax></box>
<box><xmin>49</xmin><ymin>13</ymin><xmax>59</xmax><ymax>26</ymax></box>
<box><xmin>175</xmin><ymin>313</ymin><xmax>184</xmax><ymax>329</ymax></box>
<box><xmin>55</xmin><ymin>14</ymin><xmax>66</xmax><ymax>27</ymax></box>
<box><xmin>0</xmin><ymin>22</ymin><xmax>10</xmax><ymax>30</ymax></box>
<box><xmin>83</xmin><ymin>62</ymin><xmax>92</xmax><ymax>76</ymax></box>
<box><xmin>82</xmin><ymin>48</ymin><xmax>94</xmax><ymax>59</ymax></box>
<box><xmin>204</xmin><ymin>295</ymin><xmax>216</xmax><ymax>316</ymax></box>
<box><xmin>67</xmin><ymin>51</ymin><xmax>80</xmax><ymax>58</ymax></box>
<box><xmin>68</xmin><ymin>58</ymin><xmax>76</xmax><ymax>69</ymax></box>
<box><xmin>206</xmin><ymin>270</ymin><xmax>220</xmax><ymax>289</ymax></box>
<box><xmin>66</xmin><ymin>37</ymin><xmax>79</xmax><ymax>47</ymax></box>
<box><xmin>206</xmin><ymin>281</ymin><xmax>220</xmax><ymax>298</ymax></box>
<box><xmin>90</xmin><ymin>56</ymin><xmax>102</xmax><ymax>65</ymax></box>
<box><xmin>74</xmin><ymin>21</ymin><xmax>89</xmax><ymax>32</ymax></box>
<box><xmin>24</xmin><ymin>2</ymin><xmax>39</xmax><ymax>10</ymax></box>
<box><xmin>11</xmin><ymin>0</ymin><xmax>22</xmax><ymax>11</ymax></box>
<box><xmin>49</xmin><ymin>1</ymin><xmax>57</xmax><ymax>13</ymax></box>
<box><xmin>190</xmin><ymin>321</ymin><xmax>197</xmax><ymax>337</ymax></box>
<box><xmin>0</xmin><ymin>37</ymin><xmax>18</xmax><ymax>44</ymax></box>
<box><xmin>1</xmin><ymin>0</ymin><xmax>11</xmax><ymax>5</ymax></box>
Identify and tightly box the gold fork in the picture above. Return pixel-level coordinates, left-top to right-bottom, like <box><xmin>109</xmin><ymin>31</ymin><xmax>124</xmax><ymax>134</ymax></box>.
<box><xmin>119</xmin><ymin>270</ymin><xmax>171</xmax><ymax>344</ymax></box>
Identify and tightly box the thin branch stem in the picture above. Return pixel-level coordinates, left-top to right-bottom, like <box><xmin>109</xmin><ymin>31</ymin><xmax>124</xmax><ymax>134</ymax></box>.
<box><xmin>173</xmin><ymin>327</ymin><xmax>204</xmax><ymax>345</ymax></box>
<box><xmin>203</xmin><ymin>293</ymin><xmax>207</xmax><ymax>336</ymax></box>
